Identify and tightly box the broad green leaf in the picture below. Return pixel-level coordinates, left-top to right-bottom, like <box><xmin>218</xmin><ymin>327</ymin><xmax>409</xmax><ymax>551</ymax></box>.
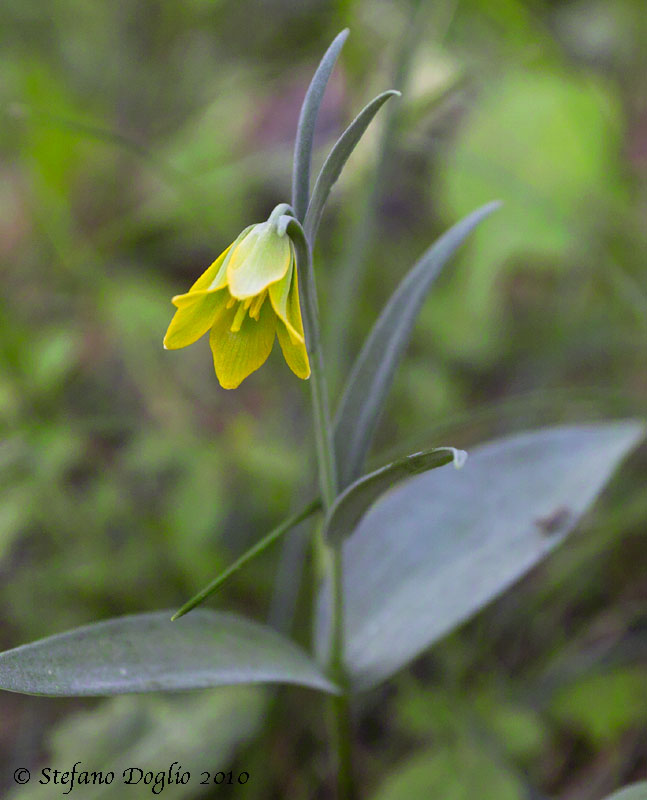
<box><xmin>333</xmin><ymin>202</ymin><xmax>499</xmax><ymax>490</ymax></box>
<box><xmin>550</xmin><ymin>667</ymin><xmax>647</xmax><ymax>745</ymax></box>
<box><xmin>317</xmin><ymin>422</ymin><xmax>644</xmax><ymax>690</ymax></box>
<box><xmin>325</xmin><ymin>447</ymin><xmax>466</xmax><ymax>545</ymax></box>
<box><xmin>292</xmin><ymin>29</ymin><xmax>349</xmax><ymax>221</ymax></box>
<box><xmin>435</xmin><ymin>70</ymin><xmax>624</xmax><ymax>361</ymax></box>
<box><xmin>0</xmin><ymin>609</ymin><xmax>338</xmax><ymax>696</ymax></box>
<box><xmin>603</xmin><ymin>784</ymin><xmax>647</xmax><ymax>800</ymax></box>
<box><xmin>395</xmin><ymin>683</ymin><xmax>546</xmax><ymax>761</ymax></box>
<box><xmin>370</xmin><ymin>745</ymin><xmax>523</xmax><ymax>800</ymax></box>
<box><xmin>443</xmin><ymin>71</ymin><xmax>620</xmax><ymax>260</ymax></box>
<box><xmin>304</xmin><ymin>90</ymin><xmax>400</xmax><ymax>242</ymax></box>
<box><xmin>8</xmin><ymin>688</ymin><xmax>264</xmax><ymax>800</ymax></box>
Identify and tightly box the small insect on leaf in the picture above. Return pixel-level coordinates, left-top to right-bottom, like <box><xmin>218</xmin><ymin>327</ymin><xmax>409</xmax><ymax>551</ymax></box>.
<box><xmin>534</xmin><ymin>506</ymin><xmax>572</xmax><ymax>536</ymax></box>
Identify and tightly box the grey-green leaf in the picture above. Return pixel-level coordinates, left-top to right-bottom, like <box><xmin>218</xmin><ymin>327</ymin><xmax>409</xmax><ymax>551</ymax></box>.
<box><xmin>317</xmin><ymin>422</ymin><xmax>644</xmax><ymax>690</ymax></box>
<box><xmin>0</xmin><ymin>610</ymin><xmax>338</xmax><ymax>696</ymax></box>
<box><xmin>304</xmin><ymin>90</ymin><xmax>400</xmax><ymax>242</ymax></box>
<box><xmin>603</xmin><ymin>784</ymin><xmax>647</xmax><ymax>800</ymax></box>
<box><xmin>292</xmin><ymin>29</ymin><xmax>349</xmax><ymax>221</ymax></box>
<box><xmin>325</xmin><ymin>447</ymin><xmax>466</xmax><ymax>546</ymax></box>
<box><xmin>333</xmin><ymin>202</ymin><xmax>500</xmax><ymax>490</ymax></box>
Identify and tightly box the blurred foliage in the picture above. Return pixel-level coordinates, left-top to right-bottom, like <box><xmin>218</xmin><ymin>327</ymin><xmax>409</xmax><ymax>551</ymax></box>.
<box><xmin>7</xmin><ymin>688</ymin><xmax>265</xmax><ymax>800</ymax></box>
<box><xmin>0</xmin><ymin>0</ymin><xmax>645</xmax><ymax>797</ymax></box>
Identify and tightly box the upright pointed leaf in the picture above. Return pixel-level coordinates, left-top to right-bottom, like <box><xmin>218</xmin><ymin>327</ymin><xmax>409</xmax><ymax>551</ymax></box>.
<box><xmin>292</xmin><ymin>29</ymin><xmax>349</xmax><ymax>221</ymax></box>
<box><xmin>317</xmin><ymin>422</ymin><xmax>644</xmax><ymax>690</ymax></box>
<box><xmin>604</xmin><ymin>784</ymin><xmax>647</xmax><ymax>800</ymax></box>
<box><xmin>333</xmin><ymin>202</ymin><xmax>500</xmax><ymax>489</ymax></box>
<box><xmin>0</xmin><ymin>610</ymin><xmax>338</xmax><ymax>696</ymax></box>
<box><xmin>304</xmin><ymin>90</ymin><xmax>400</xmax><ymax>241</ymax></box>
<box><xmin>325</xmin><ymin>447</ymin><xmax>465</xmax><ymax>545</ymax></box>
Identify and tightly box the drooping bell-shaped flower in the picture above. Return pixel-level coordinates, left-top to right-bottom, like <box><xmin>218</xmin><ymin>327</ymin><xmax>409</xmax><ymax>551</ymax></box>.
<box><xmin>164</xmin><ymin>207</ymin><xmax>310</xmax><ymax>389</ymax></box>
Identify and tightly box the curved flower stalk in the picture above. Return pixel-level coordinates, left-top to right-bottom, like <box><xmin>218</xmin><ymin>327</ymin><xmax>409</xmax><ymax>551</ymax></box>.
<box><xmin>164</xmin><ymin>205</ymin><xmax>310</xmax><ymax>389</ymax></box>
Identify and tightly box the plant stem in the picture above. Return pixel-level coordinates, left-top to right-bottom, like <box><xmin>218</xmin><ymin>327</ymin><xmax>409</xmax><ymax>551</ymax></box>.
<box><xmin>309</xmin><ymin>344</ymin><xmax>338</xmax><ymax>510</ymax></box>
<box><xmin>330</xmin><ymin>693</ymin><xmax>355</xmax><ymax>798</ymax></box>
<box><xmin>309</xmin><ymin>324</ymin><xmax>355</xmax><ymax>799</ymax></box>
<box><xmin>328</xmin><ymin>547</ymin><xmax>355</xmax><ymax>796</ymax></box>
<box><xmin>285</xmin><ymin>216</ymin><xmax>354</xmax><ymax>798</ymax></box>
<box><xmin>283</xmin><ymin>217</ymin><xmax>338</xmax><ymax>509</ymax></box>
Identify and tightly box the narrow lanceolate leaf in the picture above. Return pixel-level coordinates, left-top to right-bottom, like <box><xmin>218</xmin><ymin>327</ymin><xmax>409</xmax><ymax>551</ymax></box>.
<box><xmin>304</xmin><ymin>90</ymin><xmax>400</xmax><ymax>242</ymax></box>
<box><xmin>0</xmin><ymin>610</ymin><xmax>338</xmax><ymax>696</ymax></box>
<box><xmin>292</xmin><ymin>29</ymin><xmax>349</xmax><ymax>221</ymax></box>
<box><xmin>333</xmin><ymin>202</ymin><xmax>500</xmax><ymax>490</ymax></box>
<box><xmin>325</xmin><ymin>447</ymin><xmax>466</xmax><ymax>546</ymax></box>
<box><xmin>317</xmin><ymin>422</ymin><xmax>644</xmax><ymax>690</ymax></box>
<box><xmin>172</xmin><ymin>499</ymin><xmax>321</xmax><ymax>619</ymax></box>
<box><xmin>603</xmin><ymin>784</ymin><xmax>647</xmax><ymax>800</ymax></box>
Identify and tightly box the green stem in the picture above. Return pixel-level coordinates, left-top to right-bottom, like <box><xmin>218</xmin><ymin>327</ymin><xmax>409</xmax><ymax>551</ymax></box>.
<box><xmin>319</xmin><ymin>400</ymin><xmax>354</xmax><ymax>800</ymax></box>
<box><xmin>309</xmin><ymin>343</ymin><xmax>338</xmax><ymax>510</ymax></box>
<box><xmin>284</xmin><ymin>215</ymin><xmax>354</xmax><ymax>798</ymax></box>
<box><xmin>282</xmin><ymin>217</ymin><xmax>338</xmax><ymax>508</ymax></box>
<box><xmin>330</xmin><ymin>694</ymin><xmax>355</xmax><ymax>798</ymax></box>
<box><xmin>328</xmin><ymin>548</ymin><xmax>354</xmax><ymax>795</ymax></box>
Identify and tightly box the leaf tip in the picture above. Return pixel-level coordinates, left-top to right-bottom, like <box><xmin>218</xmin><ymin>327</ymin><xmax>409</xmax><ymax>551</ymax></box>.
<box><xmin>452</xmin><ymin>448</ymin><xmax>468</xmax><ymax>469</ymax></box>
<box><xmin>328</xmin><ymin>28</ymin><xmax>350</xmax><ymax>53</ymax></box>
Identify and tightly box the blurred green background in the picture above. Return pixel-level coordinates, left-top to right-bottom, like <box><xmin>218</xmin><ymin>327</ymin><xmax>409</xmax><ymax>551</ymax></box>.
<box><xmin>1</xmin><ymin>0</ymin><xmax>646</xmax><ymax>797</ymax></box>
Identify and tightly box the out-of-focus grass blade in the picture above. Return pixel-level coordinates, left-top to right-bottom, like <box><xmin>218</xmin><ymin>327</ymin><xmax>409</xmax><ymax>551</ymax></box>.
<box><xmin>291</xmin><ymin>29</ymin><xmax>349</xmax><ymax>221</ymax></box>
<box><xmin>0</xmin><ymin>610</ymin><xmax>338</xmax><ymax>696</ymax></box>
<box><xmin>333</xmin><ymin>202</ymin><xmax>500</xmax><ymax>490</ymax></box>
<box><xmin>9</xmin><ymin>103</ymin><xmax>186</xmax><ymax>189</ymax></box>
<box><xmin>304</xmin><ymin>90</ymin><xmax>400</xmax><ymax>242</ymax></box>
<box><xmin>324</xmin><ymin>447</ymin><xmax>465</xmax><ymax>546</ymax></box>
<box><xmin>172</xmin><ymin>499</ymin><xmax>321</xmax><ymax>620</ymax></box>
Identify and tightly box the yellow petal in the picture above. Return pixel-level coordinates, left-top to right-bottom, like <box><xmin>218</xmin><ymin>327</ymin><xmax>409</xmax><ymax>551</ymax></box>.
<box><xmin>277</xmin><ymin>322</ymin><xmax>310</xmax><ymax>380</ymax></box>
<box><xmin>209</xmin><ymin>297</ymin><xmax>276</xmax><ymax>389</ymax></box>
<box><xmin>284</xmin><ymin>260</ymin><xmax>307</xmax><ymax>342</ymax></box>
<box><xmin>164</xmin><ymin>289</ymin><xmax>228</xmax><ymax>350</ymax></box>
<box><xmin>275</xmin><ymin>268</ymin><xmax>310</xmax><ymax>379</ymax></box>
<box><xmin>178</xmin><ymin>242</ymin><xmax>235</xmax><ymax>302</ymax></box>
<box><xmin>268</xmin><ymin>250</ymin><xmax>304</xmax><ymax>344</ymax></box>
<box><xmin>226</xmin><ymin>222</ymin><xmax>291</xmax><ymax>299</ymax></box>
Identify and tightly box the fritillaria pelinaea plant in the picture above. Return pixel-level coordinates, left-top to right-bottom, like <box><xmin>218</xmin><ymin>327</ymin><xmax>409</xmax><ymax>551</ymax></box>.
<box><xmin>164</xmin><ymin>204</ymin><xmax>309</xmax><ymax>389</ymax></box>
<box><xmin>0</xmin><ymin>29</ymin><xmax>643</xmax><ymax>800</ymax></box>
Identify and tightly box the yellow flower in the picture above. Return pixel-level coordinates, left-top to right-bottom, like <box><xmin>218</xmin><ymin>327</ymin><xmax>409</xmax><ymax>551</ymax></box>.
<box><xmin>164</xmin><ymin>210</ymin><xmax>310</xmax><ymax>389</ymax></box>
